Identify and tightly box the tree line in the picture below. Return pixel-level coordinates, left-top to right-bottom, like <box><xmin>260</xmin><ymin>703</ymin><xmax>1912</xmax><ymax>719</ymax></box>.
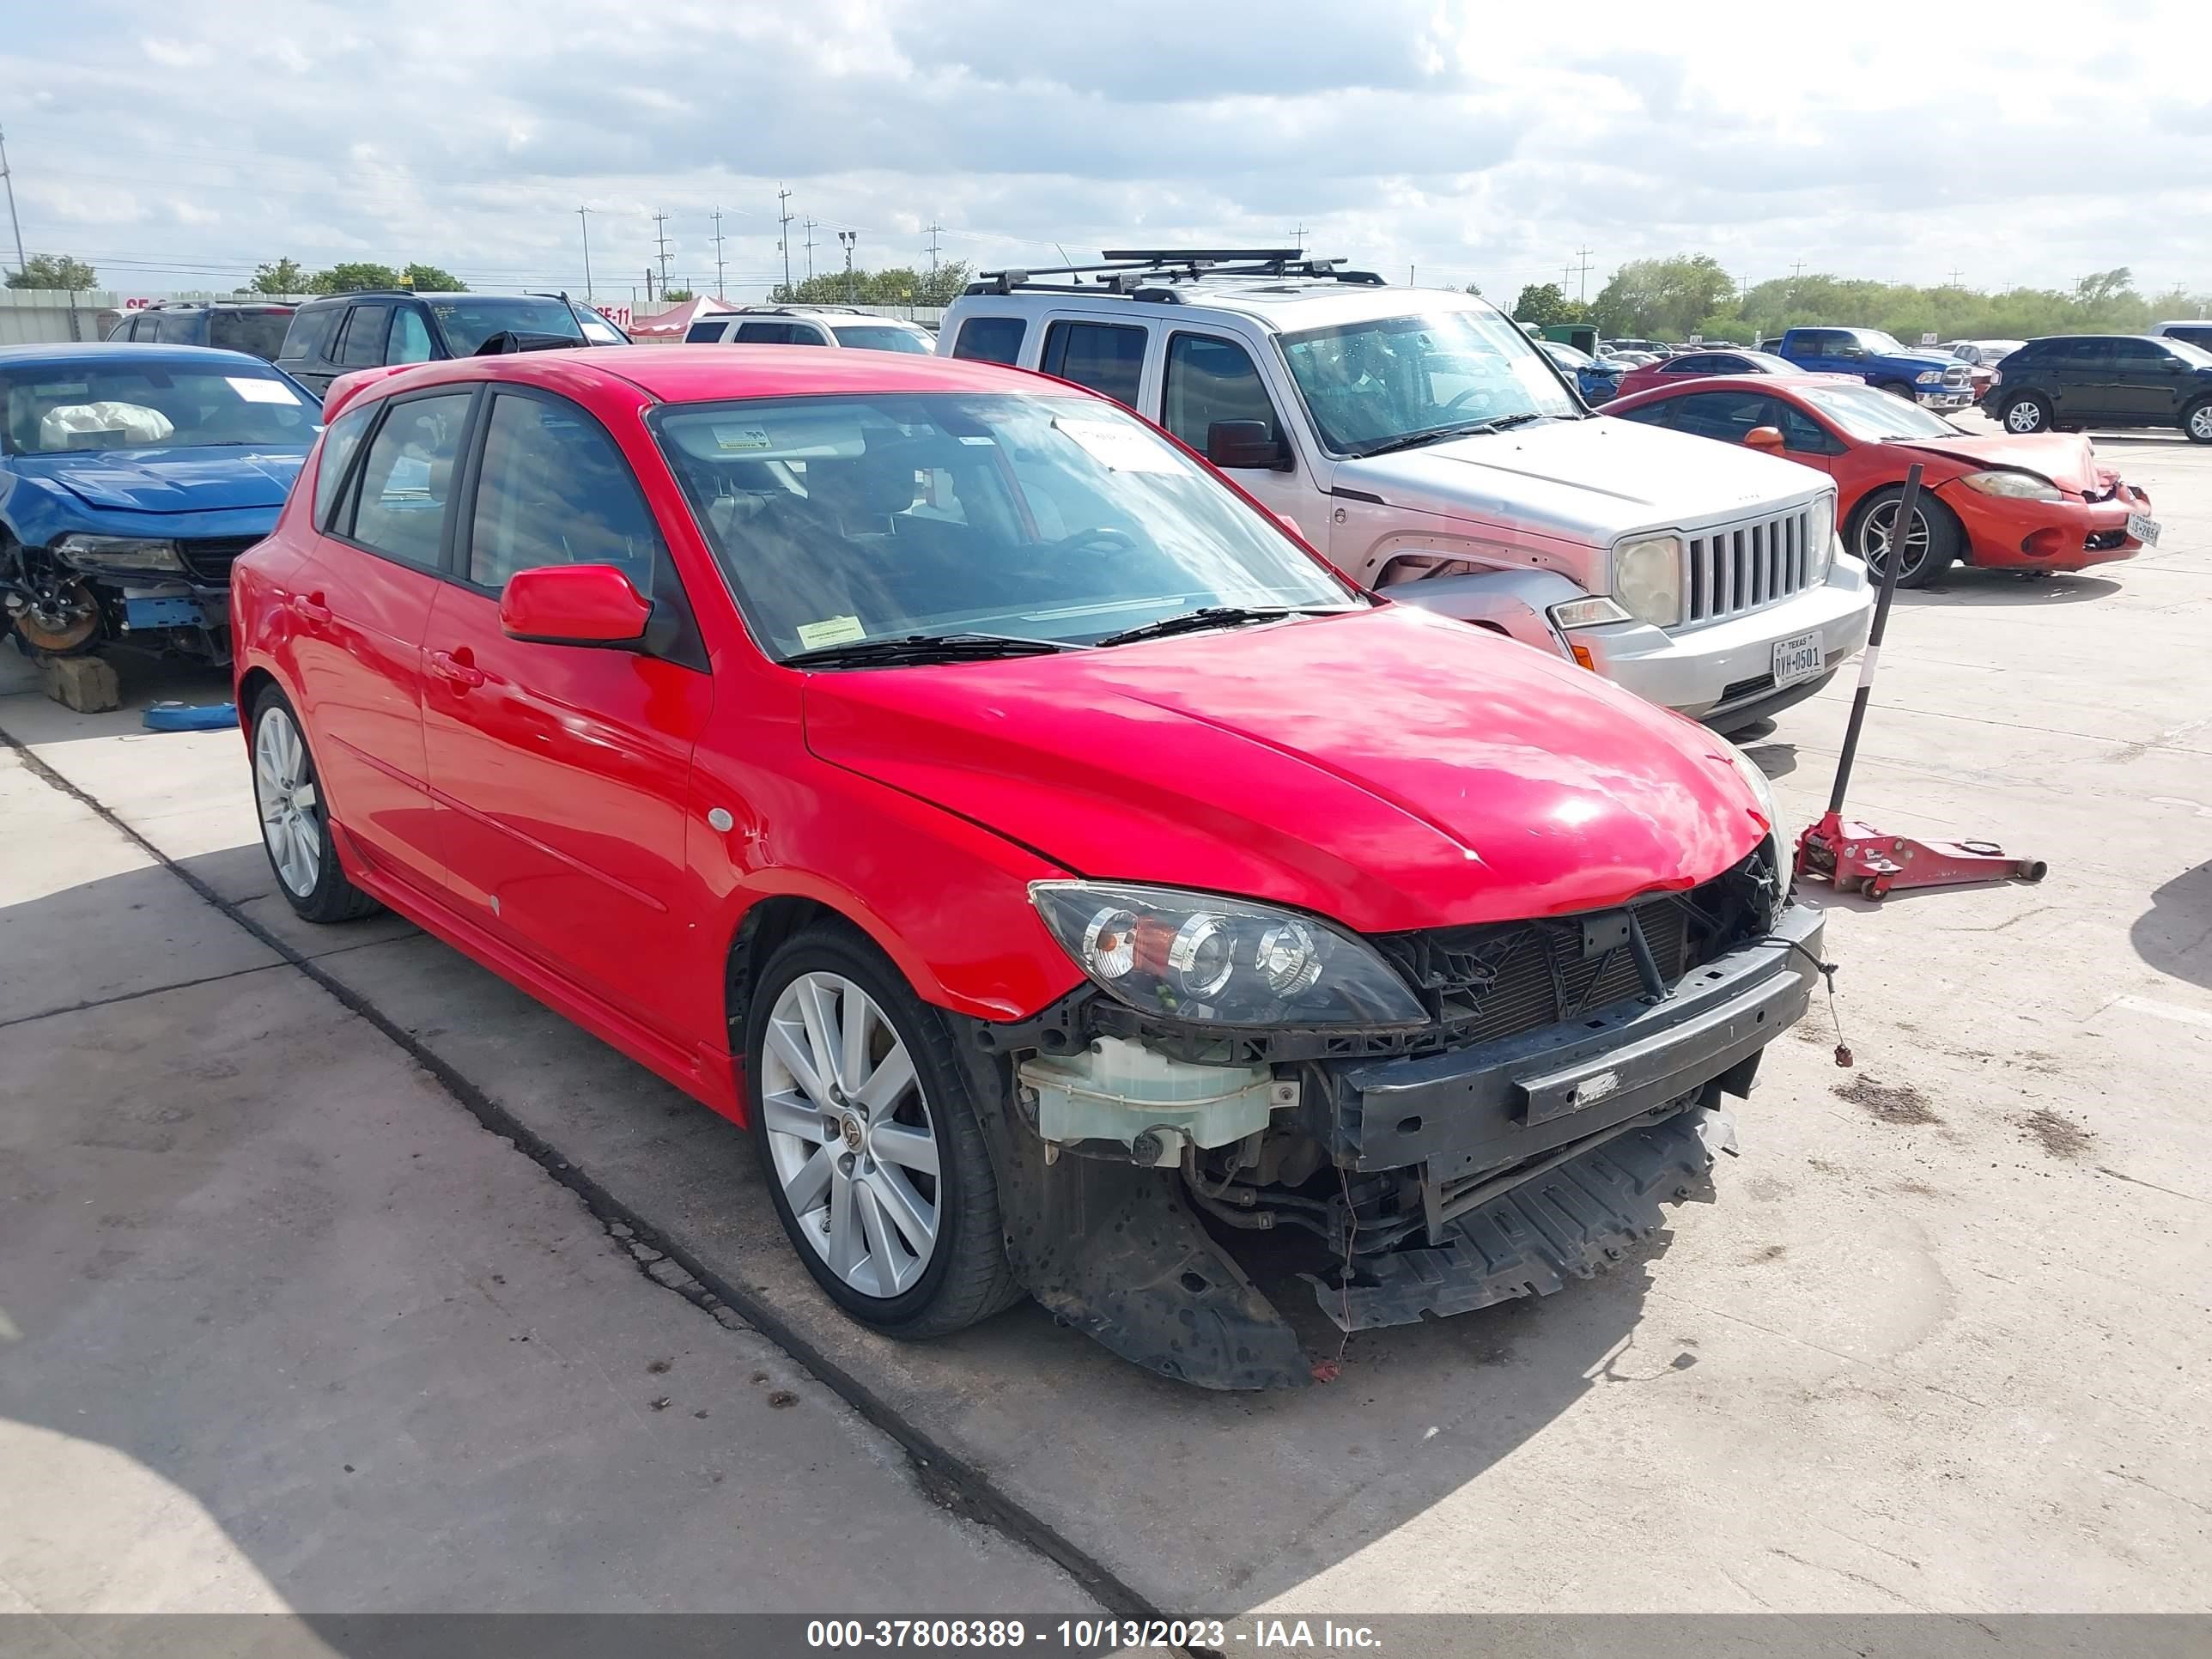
<box><xmin>1506</xmin><ymin>254</ymin><xmax>2211</xmax><ymax>344</ymax></box>
<box><xmin>4</xmin><ymin>253</ymin><xmax>467</xmax><ymax>295</ymax></box>
<box><xmin>766</xmin><ymin>262</ymin><xmax>973</xmax><ymax>307</ymax></box>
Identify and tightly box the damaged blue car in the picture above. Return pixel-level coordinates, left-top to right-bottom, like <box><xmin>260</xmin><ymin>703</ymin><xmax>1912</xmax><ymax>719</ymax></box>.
<box><xmin>1</xmin><ymin>343</ymin><xmax>320</xmax><ymax>664</ymax></box>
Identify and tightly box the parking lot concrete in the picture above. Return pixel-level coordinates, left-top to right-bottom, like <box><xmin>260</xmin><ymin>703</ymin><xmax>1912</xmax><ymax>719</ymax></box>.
<box><xmin>2</xmin><ymin>417</ymin><xmax>2207</xmax><ymax>1616</ymax></box>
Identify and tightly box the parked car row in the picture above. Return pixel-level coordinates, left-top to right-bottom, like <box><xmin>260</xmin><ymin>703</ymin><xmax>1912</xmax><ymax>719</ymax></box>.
<box><xmin>6</xmin><ymin>246</ymin><xmax>2154</xmax><ymax>1389</ymax></box>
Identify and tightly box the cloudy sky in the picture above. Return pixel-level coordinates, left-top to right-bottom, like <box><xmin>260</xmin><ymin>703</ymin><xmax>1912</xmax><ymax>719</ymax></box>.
<box><xmin>4</xmin><ymin>0</ymin><xmax>2207</xmax><ymax>307</ymax></box>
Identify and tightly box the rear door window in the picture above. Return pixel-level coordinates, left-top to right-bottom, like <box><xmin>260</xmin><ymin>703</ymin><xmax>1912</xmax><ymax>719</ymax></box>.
<box><xmin>950</xmin><ymin>315</ymin><xmax>1025</xmax><ymax>364</ymax></box>
<box><xmin>342</xmin><ymin>391</ymin><xmax>474</xmax><ymax>569</ymax></box>
<box><xmin>1162</xmin><ymin>332</ymin><xmax>1282</xmax><ymax>452</ymax></box>
<box><xmin>1039</xmin><ymin>320</ymin><xmax>1146</xmax><ymax>408</ymax></box>
<box><xmin>313</xmin><ymin>403</ymin><xmax>379</xmax><ymax>530</ymax></box>
<box><xmin>337</xmin><ymin>305</ymin><xmax>392</xmax><ymax>368</ymax></box>
<box><xmin>210</xmin><ymin>310</ymin><xmax>293</xmax><ymax>361</ymax></box>
<box><xmin>151</xmin><ymin>310</ymin><xmax>200</xmax><ymax>345</ymax></box>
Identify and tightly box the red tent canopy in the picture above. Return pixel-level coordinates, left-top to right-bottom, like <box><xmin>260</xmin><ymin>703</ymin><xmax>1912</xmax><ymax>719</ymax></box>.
<box><xmin>627</xmin><ymin>296</ymin><xmax>734</xmax><ymax>339</ymax></box>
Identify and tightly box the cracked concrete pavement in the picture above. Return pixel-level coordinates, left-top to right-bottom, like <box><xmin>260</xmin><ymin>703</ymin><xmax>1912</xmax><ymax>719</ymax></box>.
<box><xmin>0</xmin><ymin>418</ymin><xmax>2207</xmax><ymax>1616</ymax></box>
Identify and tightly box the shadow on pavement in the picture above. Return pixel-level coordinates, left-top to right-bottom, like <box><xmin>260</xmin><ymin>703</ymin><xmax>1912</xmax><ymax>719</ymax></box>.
<box><xmin>1899</xmin><ymin>571</ymin><xmax>2124</xmax><ymax>608</ymax></box>
<box><xmin>2131</xmin><ymin>860</ymin><xmax>2212</xmax><ymax>992</ymax></box>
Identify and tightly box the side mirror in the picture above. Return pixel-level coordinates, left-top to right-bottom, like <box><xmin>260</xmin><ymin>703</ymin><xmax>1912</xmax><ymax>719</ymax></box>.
<box><xmin>1742</xmin><ymin>426</ymin><xmax>1787</xmax><ymax>454</ymax></box>
<box><xmin>1206</xmin><ymin>419</ymin><xmax>1290</xmax><ymax>471</ymax></box>
<box><xmin>500</xmin><ymin>563</ymin><xmax>653</xmax><ymax>647</ymax></box>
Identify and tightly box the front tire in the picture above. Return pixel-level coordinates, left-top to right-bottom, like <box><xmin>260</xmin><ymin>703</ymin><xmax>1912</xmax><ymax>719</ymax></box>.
<box><xmin>746</xmin><ymin>925</ymin><xmax>1021</xmax><ymax>1339</ymax></box>
<box><xmin>2185</xmin><ymin>398</ymin><xmax>2212</xmax><ymax>446</ymax></box>
<box><xmin>1876</xmin><ymin>380</ymin><xmax>1916</xmax><ymax>402</ymax></box>
<box><xmin>1850</xmin><ymin>485</ymin><xmax>1960</xmax><ymax>588</ymax></box>
<box><xmin>2000</xmin><ymin>393</ymin><xmax>2051</xmax><ymax>434</ymax></box>
<box><xmin>249</xmin><ymin>687</ymin><xmax>380</xmax><ymax>923</ymax></box>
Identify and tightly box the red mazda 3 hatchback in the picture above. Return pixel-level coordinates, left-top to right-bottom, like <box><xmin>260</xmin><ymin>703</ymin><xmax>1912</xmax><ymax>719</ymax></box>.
<box><xmin>233</xmin><ymin>345</ymin><xmax>1823</xmax><ymax>1389</ymax></box>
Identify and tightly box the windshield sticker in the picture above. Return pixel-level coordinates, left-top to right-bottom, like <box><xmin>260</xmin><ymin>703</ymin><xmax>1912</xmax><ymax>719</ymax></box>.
<box><xmin>795</xmin><ymin>615</ymin><xmax>866</xmax><ymax>650</ymax></box>
<box><xmin>1053</xmin><ymin>417</ymin><xmax>1179</xmax><ymax>473</ymax></box>
<box><xmin>228</xmin><ymin>376</ymin><xmax>297</xmax><ymax>404</ymax></box>
<box><xmin>33</xmin><ymin>383</ymin><xmax>90</xmax><ymax>398</ymax></box>
<box><xmin>712</xmin><ymin>425</ymin><xmax>775</xmax><ymax>452</ymax></box>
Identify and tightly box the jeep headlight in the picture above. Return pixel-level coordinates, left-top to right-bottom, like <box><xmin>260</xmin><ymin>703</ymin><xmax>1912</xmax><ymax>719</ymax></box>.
<box><xmin>1808</xmin><ymin>493</ymin><xmax>1836</xmax><ymax>581</ymax></box>
<box><xmin>1030</xmin><ymin>881</ymin><xmax>1427</xmax><ymax>1027</ymax></box>
<box><xmin>53</xmin><ymin>534</ymin><xmax>185</xmax><ymax>574</ymax></box>
<box><xmin>1611</xmin><ymin>536</ymin><xmax>1681</xmax><ymax>627</ymax></box>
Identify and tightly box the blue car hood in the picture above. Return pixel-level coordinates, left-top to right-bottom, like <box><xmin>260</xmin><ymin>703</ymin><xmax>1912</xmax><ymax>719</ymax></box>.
<box><xmin>10</xmin><ymin>446</ymin><xmax>307</xmax><ymax>514</ymax></box>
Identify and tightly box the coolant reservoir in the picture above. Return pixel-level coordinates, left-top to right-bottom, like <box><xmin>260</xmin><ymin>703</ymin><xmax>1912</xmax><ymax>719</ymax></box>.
<box><xmin>1019</xmin><ymin>1036</ymin><xmax>1276</xmax><ymax>1155</ymax></box>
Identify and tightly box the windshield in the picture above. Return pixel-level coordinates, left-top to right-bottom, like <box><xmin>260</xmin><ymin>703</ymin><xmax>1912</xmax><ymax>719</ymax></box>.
<box><xmin>575</xmin><ymin>311</ymin><xmax>629</xmax><ymax>345</ymax></box>
<box><xmin>209</xmin><ymin>310</ymin><xmax>293</xmax><ymax>362</ymax></box>
<box><xmin>1798</xmin><ymin>383</ymin><xmax>1964</xmax><ymax>441</ymax></box>
<box><xmin>427</xmin><ymin>296</ymin><xmax>584</xmax><ymax>354</ymax></box>
<box><xmin>1543</xmin><ymin>342</ymin><xmax>1595</xmax><ymax>368</ymax></box>
<box><xmin>2166</xmin><ymin>337</ymin><xmax>2212</xmax><ymax>368</ymax></box>
<box><xmin>830</xmin><ymin>325</ymin><xmax>933</xmax><ymax>355</ymax></box>
<box><xmin>0</xmin><ymin>362</ymin><xmax>320</xmax><ymax>456</ymax></box>
<box><xmin>1279</xmin><ymin>307</ymin><xmax>1580</xmax><ymax>454</ymax></box>
<box><xmin>655</xmin><ymin>392</ymin><xmax>1361</xmax><ymax>661</ymax></box>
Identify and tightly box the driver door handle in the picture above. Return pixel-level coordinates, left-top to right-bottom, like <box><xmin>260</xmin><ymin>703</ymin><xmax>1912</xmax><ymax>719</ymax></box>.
<box><xmin>428</xmin><ymin>648</ymin><xmax>485</xmax><ymax>690</ymax></box>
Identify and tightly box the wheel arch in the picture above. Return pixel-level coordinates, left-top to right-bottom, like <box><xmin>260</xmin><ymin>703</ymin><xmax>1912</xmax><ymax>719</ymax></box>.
<box><xmin>235</xmin><ymin>664</ymin><xmax>281</xmax><ymax>738</ymax></box>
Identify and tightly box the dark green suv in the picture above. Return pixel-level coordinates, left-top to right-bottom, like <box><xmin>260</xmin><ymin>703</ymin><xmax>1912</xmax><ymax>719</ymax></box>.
<box><xmin>1990</xmin><ymin>334</ymin><xmax>2212</xmax><ymax>444</ymax></box>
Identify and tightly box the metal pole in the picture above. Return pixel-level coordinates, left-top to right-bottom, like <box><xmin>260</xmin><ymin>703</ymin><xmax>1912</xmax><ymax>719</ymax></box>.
<box><xmin>577</xmin><ymin>207</ymin><xmax>593</xmax><ymax>304</ymax></box>
<box><xmin>0</xmin><ymin>122</ymin><xmax>27</xmax><ymax>278</ymax></box>
<box><xmin>1826</xmin><ymin>462</ymin><xmax>1918</xmax><ymax>816</ymax></box>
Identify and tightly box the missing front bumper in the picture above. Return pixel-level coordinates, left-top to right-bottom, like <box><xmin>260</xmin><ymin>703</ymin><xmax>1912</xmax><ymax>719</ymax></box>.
<box><xmin>1304</xmin><ymin>1104</ymin><xmax>1735</xmax><ymax>1331</ymax></box>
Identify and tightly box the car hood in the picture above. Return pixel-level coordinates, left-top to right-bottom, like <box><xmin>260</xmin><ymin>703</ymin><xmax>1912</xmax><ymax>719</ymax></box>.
<box><xmin>802</xmin><ymin>605</ymin><xmax>1765</xmax><ymax>935</ymax></box>
<box><xmin>1900</xmin><ymin>431</ymin><xmax>2111</xmax><ymax>495</ymax></box>
<box><xmin>1888</xmin><ymin>351</ymin><xmax>1958</xmax><ymax>370</ymax></box>
<box><xmin>1335</xmin><ymin>414</ymin><xmax>1829</xmax><ymax>546</ymax></box>
<box><xmin>8</xmin><ymin>447</ymin><xmax>307</xmax><ymax>514</ymax></box>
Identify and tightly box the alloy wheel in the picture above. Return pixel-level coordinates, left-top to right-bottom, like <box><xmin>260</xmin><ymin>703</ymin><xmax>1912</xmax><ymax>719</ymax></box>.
<box><xmin>2005</xmin><ymin>399</ymin><xmax>2045</xmax><ymax>434</ymax></box>
<box><xmin>2191</xmin><ymin>404</ymin><xmax>2212</xmax><ymax>442</ymax></box>
<box><xmin>1859</xmin><ymin>499</ymin><xmax>1930</xmax><ymax>581</ymax></box>
<box><xmin>253</xmin><ymin>708</ymin><xmax>321</xmax><ymax>898</ymax></box>
<box><xmin>760</xmin><ymin>971</ymin><xmax>941</xmax><ymax>1298</ymax></box>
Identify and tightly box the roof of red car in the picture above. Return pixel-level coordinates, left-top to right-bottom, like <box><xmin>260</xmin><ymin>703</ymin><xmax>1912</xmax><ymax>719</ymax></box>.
<box><xmin>1607</xmin><ymin>372</ymin><xmax>1861</xmax><ymax>409</ymax></box>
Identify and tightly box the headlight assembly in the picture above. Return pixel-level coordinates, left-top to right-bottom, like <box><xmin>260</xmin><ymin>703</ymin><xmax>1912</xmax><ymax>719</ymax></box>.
<box><xmin>1915</xmin><ymin>369</ymin><xmax>1942</xmax><ymax>385</ymax></box>
<box><xmin>52</xmin><ymin>534</ymin><xmax>185</xmax><ymax>574</ymax></box>
<box><xmin>1960</xmin><ymin>469</ymin><xmax>2063</xmax><ymax>501</ymax></box>
<box><xmin>1808</xmin><ymin>493</ymin><xmax>1836</xmax><ymax>581</ymax></box>
<box><xmin>1030</xmin><ymin>881</ymin><xmax>1427</xmax><ymax>1027</ymax></box>
<box><xmin>1611</xmin><ymin>536</ymin><xmax>1682</xmax><ymax>627</ymax></box>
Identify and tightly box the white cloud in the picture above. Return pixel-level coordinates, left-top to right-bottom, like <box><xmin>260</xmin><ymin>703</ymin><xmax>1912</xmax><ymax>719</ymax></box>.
<box><xmin>4</xmin><ymin>0</ymin><xmax>2207</xmax><ymax>301</ymax></box>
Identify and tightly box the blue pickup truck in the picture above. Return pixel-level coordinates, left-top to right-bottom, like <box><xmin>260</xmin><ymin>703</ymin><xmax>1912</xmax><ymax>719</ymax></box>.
<box><xmin>1770</xmin><ymin>327</ymin><xmax>1974</xmax><ymax>410</ymax></box>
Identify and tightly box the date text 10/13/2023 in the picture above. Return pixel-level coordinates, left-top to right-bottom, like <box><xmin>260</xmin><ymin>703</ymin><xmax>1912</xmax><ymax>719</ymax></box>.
<box><xmin>805</xmin><ymin>1620</ymin><xmax>1385</xmax><ymax>1651</ymax></box>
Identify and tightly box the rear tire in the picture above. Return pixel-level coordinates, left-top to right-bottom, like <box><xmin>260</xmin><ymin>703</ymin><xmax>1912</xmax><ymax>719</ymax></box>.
<box><xmin>2000</xmin><ymin>394</ymin><xmax>2051</xmax><ymax>434</ymax></box>
<box><xmin>746</xmin><ymin>925</ymin><xmax>1022</xmax><ymax>1340</ymax></box>
<box><xmin>2184</xmin><ymin>398</ymin><xmax>2212</xmax><ymax>446</ymax></box>
<box><xmin>1850</xmin><ymin>485</ymin><xmax>1960</xmax><ymax>588</ymax></box>
<box><xmin>249</xmin><ymin>686</ymin><xmax>381</xmax><ymax>923</ymax></box>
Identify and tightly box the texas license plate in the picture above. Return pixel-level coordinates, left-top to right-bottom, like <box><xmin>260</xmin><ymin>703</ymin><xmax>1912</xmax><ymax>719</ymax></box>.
<box><xmin>2127</xmin><ymin>513</ymin><xmax>2160</xmax><ymax>545</ymax></box>
<box><xmin>1772</xmin><ymin>631</ymin><xmax>1824</xmax><ymax>689</ymax></box>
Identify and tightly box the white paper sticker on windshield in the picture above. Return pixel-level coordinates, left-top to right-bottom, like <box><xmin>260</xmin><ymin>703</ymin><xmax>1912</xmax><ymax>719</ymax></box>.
<box><xmin>712</xmin><ymin>425</ymin><xmax>774</xmax><ymax>452</ymax></box>
<box><xmin>795</xmin><ymin>615</ymin><xmax>866</xmax><ymax>650</ymax></box>
<box><xmin>1053</xmin><ymin>417</ymin><xmax>1179</xmax><ymax>473</ymax></box>
<box><xmin>228</xmin><ymin>376</ymin><xmax>296</xmax><ymax>404</ymax></box>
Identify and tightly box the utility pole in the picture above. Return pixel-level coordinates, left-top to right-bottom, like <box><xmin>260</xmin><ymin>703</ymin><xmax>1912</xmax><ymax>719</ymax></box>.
<box><xmin>1945</xmin><ymin>267</ymin><xmax>1964</xmax><ymax>287</ymax></box>
<box><xmin>0</xmin><ymin>120</ymin><xmax>26</xmax><ymax>280</ymax></box>
<box><xmin>1408</xmin><ymin>264</ymin><xmax>1415</xmax><ymax>286</ymax></box>
<box><xmin>644</xmin><ymin>265</ymin><xmax>655</xmax><ymax>305</ymax></box>
<box><xmin>1790</xmin><ymin>261</ymin><xmax>1807</xmax><ymax>280</ymax></box>
<box><xmin>652</xmin><ymin>211</ymin><xmax>672</xmax><ymax>294</ymax></box>
<box><xmin>803</xmin><ymin>218</ymin><xmax>817</xmax><ymax>283</ymax></box>
<box><xmin>708</xmin><ymin>209</ymin><xmax>726</xmax><ymax>299</ymax></box>
<box><xmin>838</xmin><ymin>230</ymin><xmax>857</xmax><ymax>304</ymax></box>
<box><xmin>777</xmin><ymin>186</ymin><xmax>794</xmax><ymax>298</ymax></box>
<box><xmin>576</xmin><ymin>206</ymin><xmax>593</xmax><ymax>303</ymax></box>
<box><xmin>1573</xmin><ymin>246</ymin><xmax>1594</xmax><ymax>303</ymax></box>
<box><xmin>924</xmin><ymin>221</ymin><xmax>943</xmax><ymax>291</ymax></box>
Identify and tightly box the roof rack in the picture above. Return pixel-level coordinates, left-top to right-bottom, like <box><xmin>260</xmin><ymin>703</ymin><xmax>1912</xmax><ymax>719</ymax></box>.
<box><xmin>967</xmin><ymin>248</ymin><xmax>1386</xmax><ymax>297</ymax></box>
<box><xmin>729</xmin><ymin>302</ymin><xmax>879</xmax><ymax>317</ymax></box>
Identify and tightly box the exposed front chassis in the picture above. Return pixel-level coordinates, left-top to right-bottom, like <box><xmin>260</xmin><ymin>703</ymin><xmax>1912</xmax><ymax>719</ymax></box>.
<box><xmin>958</xmin><ymin>900</ymin><xmax>1826</xmax><ymax>1389</ymax></box>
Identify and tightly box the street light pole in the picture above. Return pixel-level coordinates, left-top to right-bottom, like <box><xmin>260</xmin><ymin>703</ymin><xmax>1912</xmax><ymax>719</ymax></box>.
<box><xmin>0</xmin><ymin>121</ymin><xmax>27</xmax><ymax>280</ymax></box>
<box><xmin>577</xmin><ymin>206</ymin><xmax>593</xmax><ymax>304</ymax></box>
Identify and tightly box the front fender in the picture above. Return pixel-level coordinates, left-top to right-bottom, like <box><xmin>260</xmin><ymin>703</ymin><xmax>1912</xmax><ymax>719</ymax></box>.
<box><xmin>1376</xmin><ymin>566</ymin><xmax>1586</xmax><ymax>660</ymax></box>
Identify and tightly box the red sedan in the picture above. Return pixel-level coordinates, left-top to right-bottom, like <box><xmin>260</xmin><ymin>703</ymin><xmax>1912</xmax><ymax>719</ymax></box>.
<box><xmin>1607</xmin><ymin>374</ymin><xmax>2155</xmax><ymax>586</ymax></box>
<box><xmin>229</xmin><ymin>345</ymin><xmax>1821</xmax><ymax>1387</ymax></box>
<box><xmin>1612</xmin><ymin>346</ymin><xmax>1802</xmax><ymax>400</ymax></box>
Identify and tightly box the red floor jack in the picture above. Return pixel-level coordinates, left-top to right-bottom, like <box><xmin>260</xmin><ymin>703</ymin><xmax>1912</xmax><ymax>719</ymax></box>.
<box><xmin>1796</xmin><ymin>463</ymin><xmax>2049</xmax><ymax>903</ymax></box>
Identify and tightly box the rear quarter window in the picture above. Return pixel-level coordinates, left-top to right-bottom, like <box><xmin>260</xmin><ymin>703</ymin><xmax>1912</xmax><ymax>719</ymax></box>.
<box><xmin>281</xmin><ymin>306</ymin><xmax>342</xmax><ymax>362</ymax></box>
<box><xmin>684</xmin><ymin>319</ymin><xmax>730</xmax><ymax>343</ymax></box>
<box><xmin>950</xmin><ymin>315</ymin><xmax>1025</xmax><ymax>365</ymax></box>
<box><xmin>210</xmin><ymin>310</ymin><xmax>293</xmax><ymax>362</ymax></box>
